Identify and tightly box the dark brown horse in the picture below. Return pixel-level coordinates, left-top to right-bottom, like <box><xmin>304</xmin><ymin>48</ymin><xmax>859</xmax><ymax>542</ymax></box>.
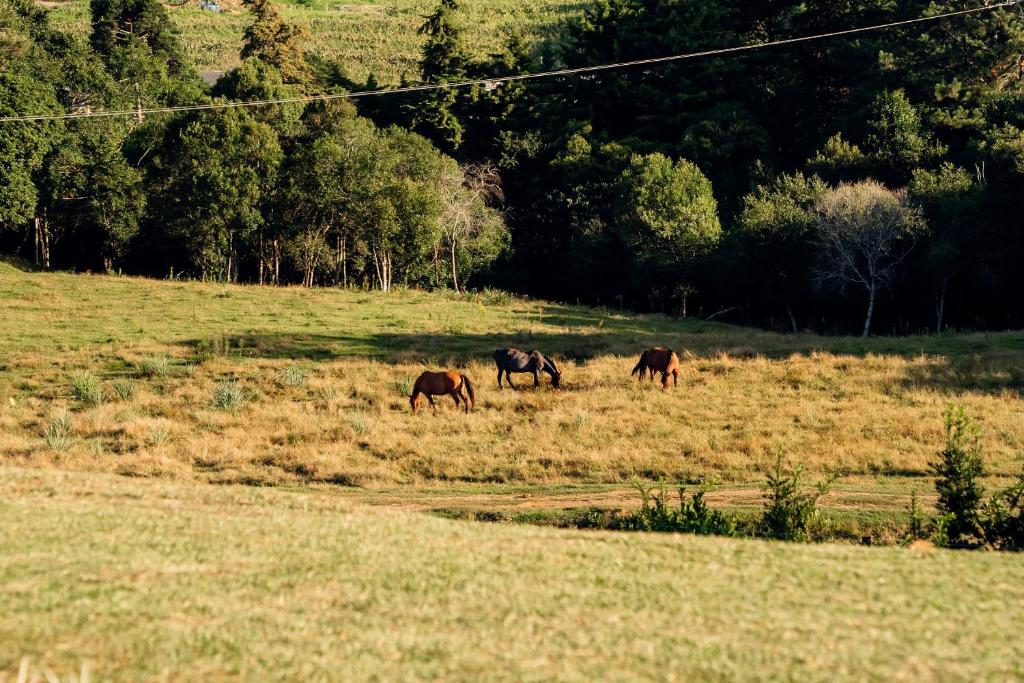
<box><xmin>410</xmin><ymin>371</ymin><xmax>476</xmax><ymax>413</ymax></box>
<box><xmin>631</xmin><ymin>348</ymin><xmax>681</xmax><ymax>389</ymax></box>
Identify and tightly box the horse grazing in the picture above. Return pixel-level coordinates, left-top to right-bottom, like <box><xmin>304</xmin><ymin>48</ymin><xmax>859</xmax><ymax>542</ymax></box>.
<box><xmin>631</xmin><ymin>348</ymin><xmax>681</xmax><ymax>389</ymax></box>
<box><xmin>493</xmin><ymin>348</ymin><xmax>561</xmax><ymax>389</ymax></box>
<box><xmin>410</xmin><ymin>371</ymin><xmax>476</xmax><ymax>413</ymax></box>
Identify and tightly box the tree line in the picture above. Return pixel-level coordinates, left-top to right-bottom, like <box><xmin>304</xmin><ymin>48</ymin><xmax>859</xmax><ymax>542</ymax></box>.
<box><xmin>2</xmin><ymin>0</ymin><xmax>1024</xmax><ymax>334</ymax></box>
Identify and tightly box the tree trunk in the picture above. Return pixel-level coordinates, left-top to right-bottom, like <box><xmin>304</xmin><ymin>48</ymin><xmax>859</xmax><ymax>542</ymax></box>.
<box><xmin>226</xmin><ymin>230</ymin><xmax>234</xmax><ymax>284</ymax></box>
<box><xmin>372</xmin><ymin>248</ymin><xmax>384</xmax><ymax>291</ymax></box>
<box><xmin>258</xmin><ymin>233</ymin><xmax>265</xmax><ymax>286</ymax></box>
<box><xmin>450</xmin><ymin>236</ymin><xmax>459</xmax><ymax>293</ymax></box>
<box><xmin>862</xmin><ymin>283</ymin><xmax>876</xmax><ymax>338</ymax></box>
<box><xmin>103</xmin><ymin>255</ymin><xmax>113</xmax><ymax>274</ymax></box>
<box><xmin>786</xmin><ymin>305</ymin><xmax>799</xmax><ymax>335</ymax></box>
<box><xmin>935</xmin><ymin>278</ymin><xmax>949</xmax><ymax>334</ymax></box>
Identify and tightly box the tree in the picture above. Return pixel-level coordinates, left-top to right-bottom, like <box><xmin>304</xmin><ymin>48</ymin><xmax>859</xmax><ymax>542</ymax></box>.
<box><xmin>0</xmin><ymin>72</ymin><xmax>62</xmax><ymax>264</ymax></box>
<box><xmin>738</xmin><ymin>172</ymin><xmax>828</xmax><ymax>331</ymax></box>
<box><xmin>241</xmin><ymin>0</ymin><xmax>310</xmax><ymax>85</ymax></box>
<box><xmin>436</xmin><ymin>163</ymin><xmax>509</xmax><ymax>292</ymax></box>
<box><xmin>412</xmin><ymin>0</ymin><xmax>468</xmax><ymax>152</ymax></box>
<box><xmin>42</xmin><ymin>119</ymin><xmax>145</xmax><ymax>272</ymax></box>
<box><xmin>155</xmin><ymin>108</ymin><xmax>282</xmax><ymax>281</ymax></box>
<box><xmin>908</xmin><ymin>164</ymin><xmax>982</xmax><ymax>333</ymax></box>
<box><xmin>812</xmin><ymin>180</ymin><xmax>924</xmax><ymax>337</ymax></box>
<box><xmin>931</xmin><ymin>405</ymin><xmax>984</xmax><ymax>544</ymax></box>
<box><xmin>863</xmin><ymin>90</ymin><xmax>934</xmax><ymax>184</ymax></box>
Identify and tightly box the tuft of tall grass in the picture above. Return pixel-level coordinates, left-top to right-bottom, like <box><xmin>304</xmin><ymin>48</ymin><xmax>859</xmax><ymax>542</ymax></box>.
<box><xmin>71</xmin><ymin>372</ymin><xmax>103</xmax><ymax>407</ymax></box>
<box><xmin>138</xmin><ymin>354</ymin><xmax>172</xmax><ymax>378</ymax></box>
<box><xmin>277</xmin><ymin>365</ymin><xmax>307</xmax><ymax>389</ymax></box>
<box><xmin>112</xmin><ymin>379</ymin><xmax>136</xmax><ymax>401</ymax></box>
<box><xmin>212</xmin><ymin>381</ymin><xmax>246</xmax><ymax>413</ymax></box>
<box><xmin>42</xmin><ymin>411</ymin><xmax>75</xmax><ymax>452</ymax></box>
<box><xmin>349</xmin><ymin>412</ymin><xmax>372</xmax><ymax>436</ymax></box>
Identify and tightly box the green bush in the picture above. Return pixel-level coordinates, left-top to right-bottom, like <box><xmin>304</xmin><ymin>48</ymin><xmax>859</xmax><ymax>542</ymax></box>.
<box><xmin>930</xmin><ymin>404</ymin><xmax>984</xmax><ymax>544</ymax></box>
<box><xmin>758</xmin><ymin>453</ymin><xmax>831</xmax><ymax>541</ymax></box>
<box><xmin>71</xmin><ymin>372</ymin><xmax>103</xmax><ymax>407</ymax></box>
<box><xmin>980</xmin><ymin>470</ymin><xmax>1024</xmax><ymax>551</ymax></box>
<box><xmin>622</xmin><ymin>482</ymin><xmax>736</xmax><ymax>536</ymax></box>
<box><xmin>212</xmin><ymin>381</ymin><xmax>246</xmax><ymax>413</ymax></box>
<box><xmin>42</xmin><ymin>411</ymin><xmax>74</xmax><ymax>451</ymax></box>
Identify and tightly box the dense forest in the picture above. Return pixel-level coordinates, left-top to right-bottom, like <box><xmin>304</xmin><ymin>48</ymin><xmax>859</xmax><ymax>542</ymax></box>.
<box><xmin>2</xmin><ymin>0</ymin><xmax>1023</xmax><ymax>335</ymax></box>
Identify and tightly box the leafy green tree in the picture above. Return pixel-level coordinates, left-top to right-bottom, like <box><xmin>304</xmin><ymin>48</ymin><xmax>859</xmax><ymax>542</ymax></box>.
<box><xmin>213</xmin><ymin>60</ymin><xmax>303</xmax><ymax>137</ymax></box>
<box><xmin>0</xmin><ymin>72</ymin><xmax>62</xmax><ymax>261</ymax></box>
<box><xmin>42</xmin><ymin>119</ymin><xmax>145</xmax><ymax>272</ymax></box>
<box><xmin>154</xmin><ymin>108</ymin><xmax>282</xmax><ymax>281</ymax></box>
<box><xmin>241</xmin><ymin>0</ymin><xmax>310</xmax><ymax>85</ymax></box>
<box><xmin>908</xmin><ymin>164</ymin><xmax>982</xmax><ymax>332</ymax></box>
<box><xmin>738</xmin><ymin>172</ymin><xmax>828</xmax><ymax>331</ymax></box>
<box><xmin>863</xmin><ymin>90</ymin><xmax>936</xmax><ymax>184</ymax></box>
<box><xmin>436</xmin><ymin>163</ymin><xmax>509</xmax><ymax>292</ymax></box>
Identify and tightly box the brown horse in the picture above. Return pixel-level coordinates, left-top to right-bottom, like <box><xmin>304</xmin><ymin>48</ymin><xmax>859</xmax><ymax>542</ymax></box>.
<box><xmin>410</xmin><ymin>371</ymin><xmax>476</xmax><ymax>413</ymax></box>
<box><xmin>631</xmin><ymin>348</ymin><xmax>681</xmax><ymax>389</ymax></box>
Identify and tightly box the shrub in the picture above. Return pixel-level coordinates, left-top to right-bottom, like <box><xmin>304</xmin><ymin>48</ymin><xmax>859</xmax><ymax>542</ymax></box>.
<box><xmin>394</xmin><ymin>379</ymin><xmax>413</xmax><ymax>397</ymax></box>
<box><xmin>277</xmin><ymin>365</ymin><xmax>307</xmax><ymax>389</ymax></box>
<box><xmin>758</xmin><ymin>453</ymin><xmax>832</xmax><ymax>541</ymax></box>
<box><xmin>930</xmin><ymin>404</ymin><xmax>984</xmax><ymax>544</ymax></box>
<box><xmin>112</xmin><ymin>379</ymin><xmax>136</xmax><ymax>401</ymax></box>
<box><xmin>42</xmin><ymin>411</ymin><xmax>74</xmax><ymax>451</ymax></box>
<box><xmin>980</xmin><ymin>470</ymin><xmax>1024</xmax><ymax>551</ymax></box>
<box><xmin>138</xmin><ymin>354</ymin><xmax>172</xmax><ymax>378</ymax></box>
<box><xmin>905</xmin><ymin>490</ymin><xmax>928</xmax><ymax>542</ymax></box>
<box><xmin>622</xmin><ymin>482</ymin><xmax>736</xmax><ymax>536</ymax></box>
<box><xmin>71</xmin><ymin>372</ymin><xmax>103</xmax><ymax>407</ymax></box>
<box><xmin>212</xmin><ymin>381</ymin><xmax>246</xmax><ymax>413</ymax></box>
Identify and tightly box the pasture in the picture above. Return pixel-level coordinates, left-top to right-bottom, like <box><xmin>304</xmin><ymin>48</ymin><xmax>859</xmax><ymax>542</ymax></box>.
<box><xmin>3</xmin><ymin>467</ymin><xmax>1024</xmax><ymax>680</ymax></box>
<box><xmin>43</xmin><ymin>0</ymin><xmax>580</xmax><ymax>82</ymax></box>
<box><xmin>2</xmin><ymin>260</ymin><xmax>1024</xmax><ymax>536</ymax></box>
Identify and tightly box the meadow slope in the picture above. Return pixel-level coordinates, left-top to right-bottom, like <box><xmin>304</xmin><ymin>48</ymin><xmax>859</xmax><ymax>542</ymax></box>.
<box><xmin>2</xmin><ymin>261</ymin><xmax>1024</xmax><ymax>532</ymax></box>
<box><xmin>44</xmin><ymin>0</ymin><xmax>579</xmax><ymax>81</ymax></box>
<box><xmin>2</xmin><ymin>467</ymin><xmax>1023</xmax><ymax>681</ymax></box>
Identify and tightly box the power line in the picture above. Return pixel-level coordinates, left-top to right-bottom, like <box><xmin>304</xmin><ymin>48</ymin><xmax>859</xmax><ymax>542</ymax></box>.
<box><xmin>1</xmin><ymin>0</ymin><xmax>1021</xmax><ymax>123</ymax></box>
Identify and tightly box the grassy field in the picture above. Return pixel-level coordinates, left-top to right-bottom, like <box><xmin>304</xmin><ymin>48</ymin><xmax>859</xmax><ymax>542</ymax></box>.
<box><xmin>3</xmin><ymin>467</ymin><xmax>1024</xmax><ymax>680</ymax></box>
<box><xmin>43</xmin><ymin>0</ymin><xmax>579</xmax><ymax>82</ymax></box>
<box><xmin>2</xmin><ymin>260</ymin><xmax>1024</xmax><ymax>537</ymax></box>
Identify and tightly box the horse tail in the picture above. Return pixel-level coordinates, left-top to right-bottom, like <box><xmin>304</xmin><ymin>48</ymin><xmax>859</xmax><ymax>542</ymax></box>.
<box><xmin>461</xmin><ymin>374</ymin><xmax>476</xmax><ymax>409</ymax></box>
<box><xmin>631</xmin><ymin>351</ymin><xmax>648</xmax><ymax>377</ymax></box>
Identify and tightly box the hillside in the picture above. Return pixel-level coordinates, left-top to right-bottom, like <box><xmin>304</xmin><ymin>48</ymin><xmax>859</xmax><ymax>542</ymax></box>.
<box><xmin>2</xmin><ymin>262</ymin><xmax>1024</xmax><ymax>533</ymax></box>
<box><xmin>3</xmin><ymin>467</ymin><xmax>1024</xmax><ymax>680</ymax></box>
<box><xmin>42</xmin><ymin>0</ymin><xmax>579</xmax><ymax>82</ymax></box>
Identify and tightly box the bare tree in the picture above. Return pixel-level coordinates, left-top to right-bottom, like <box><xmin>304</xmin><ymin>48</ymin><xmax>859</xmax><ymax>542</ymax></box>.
<box><xmin>812</xmin><ymin>180</ymin><xmax>924</xmax><ymax>337</ymax></box>
<box><xmin>437</xmin><ymin>163</ymin><xmax>505</xmax><ymax>293</ymax></box>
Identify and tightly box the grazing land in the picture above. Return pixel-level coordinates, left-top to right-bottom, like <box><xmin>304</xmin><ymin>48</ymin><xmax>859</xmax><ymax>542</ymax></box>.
<box><xmin>2</xmin><ymin>260</ymin><xmax>1024</xmax><ymax>536</ymax></box>
<box><xmin>3</xmin><ymin>467</ymin><xmax>1024</xmax><ymax>680</ymax></box>
<box><xmin>43</xmin><ymin>0</ymin><xmax>580</xmax><ymax>82</ymax></box>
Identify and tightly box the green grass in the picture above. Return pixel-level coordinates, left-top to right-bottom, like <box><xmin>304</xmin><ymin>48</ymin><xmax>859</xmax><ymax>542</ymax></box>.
<box><xmin>2</xmin><ymin>259</ymin><xmax>1024</xmax><ymax>535</ymax></box>
<box><xmin>44</xmin><ymin>0</ymin><xmax>580</xmax><ymax>82</ymax></box>
<box><xmin>3</xmin><ymin>467</ymin><xmax>1024</xmax><ymax>680</ymax></box>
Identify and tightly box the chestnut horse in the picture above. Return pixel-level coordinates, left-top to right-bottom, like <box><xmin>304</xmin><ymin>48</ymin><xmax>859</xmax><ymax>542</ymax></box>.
<box><xmin>410</xmin><ymin>371</ymin><xmax>476</xmax><ymax>413</ymax></box>
<box><xmin>631</xmin><ymin>348</ymin><xmax>681</xmax><ymax>389</ymax></box>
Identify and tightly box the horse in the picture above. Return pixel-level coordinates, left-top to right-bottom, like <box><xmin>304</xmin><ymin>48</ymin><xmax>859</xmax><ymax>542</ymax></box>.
<box><xmin>493</xmin><ymin>348</ymin><xmax>561</xmax><ymax>389</ymax></box>
<box><xmin>410</xmin><ymin>371</ymin><xmax>476</xmax><ymax>413</ymax></box>
<box><xmin>631</xmin><ymin>348</ymin><xmax>681</xmax><ymax>389</ymax></box>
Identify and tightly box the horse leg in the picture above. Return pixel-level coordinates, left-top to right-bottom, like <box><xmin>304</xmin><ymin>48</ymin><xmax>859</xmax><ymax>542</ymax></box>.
<box><xmin>427</xmin><ymin>394</ymin><xmax>436</xmax><ymax>413</ymax></box>
<box><xmin>458</xmin><ymin>385</ymin><xmax>470</xmax><ymax>413</ymax></box>
<box><xmin>506</xmin><ymin>370</ymin><xmax>516</xmax><ymax>390</ymax></box>
<box><xmin>497</xmin><ymin>367</ymin><xmax>504</xmax><ymax>389</ymax></box>
<box><xmin>673</xmin><ymin>370</ymin><xmax>679</xmax><ymax>387</ymax></box>
<box><xmin>450</xmin><ymin>391</ymin><xmax>461</xmax><ymax>410</ymax></box>
<box><xmin>533</xmin><ymin>369</ymin><xmax>540</xmax><ymax>388</ymax></box>
<box><xmin>661</xmin><ymin>372</ymin><xmax>669</xmax><ymax>390</ymax></box>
